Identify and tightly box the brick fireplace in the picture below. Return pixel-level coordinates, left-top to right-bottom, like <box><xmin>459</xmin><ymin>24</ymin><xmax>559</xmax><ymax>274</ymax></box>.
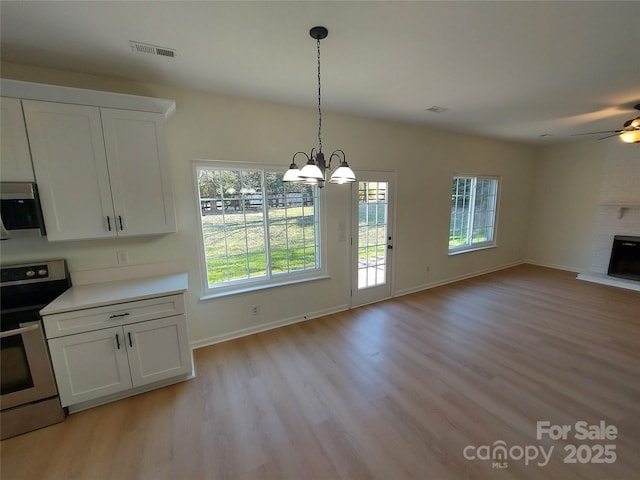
<box><xmin>578</xmin><ymin>142</ymin><xmax>640</xmax><ymax>291</ymax></box>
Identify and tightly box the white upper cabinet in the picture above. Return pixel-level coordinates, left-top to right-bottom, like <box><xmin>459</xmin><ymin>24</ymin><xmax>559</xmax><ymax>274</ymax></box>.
<box><xmin>23</xmin><ymin>100</ymin><xmax>116</xmax><ymax>240</ymax></box>
<box><xmin>23</xmin><ymin>100</ymin><xmax>177</xmax><ymax>241</ymax></box>
<box><xmin>0</xmin><ymin>97</ymin><xmax>35</xmax><ymax>182</ymax></box>
<box><xmin>101</xmin><ymin>109</ymin><xmax>176</xmax><ymax>236</ymax></box>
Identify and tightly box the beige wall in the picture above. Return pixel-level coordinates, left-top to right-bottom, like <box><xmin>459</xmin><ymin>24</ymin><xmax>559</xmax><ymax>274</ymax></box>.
<box><xmin>525</xmin><ymin>140</ymin><xmax>607</xmax><ymax>271</ymax></box>
<box><xmin>1</xmin><ymin>61</ymin><xmax>537</xmax><ymax>346</ymax></box>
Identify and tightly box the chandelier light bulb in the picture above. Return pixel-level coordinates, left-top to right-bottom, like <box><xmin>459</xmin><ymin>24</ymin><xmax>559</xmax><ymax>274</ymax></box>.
<box><xmin>620</xmin><ymin>129</ymin><xmax>640</xmax><ymax>143</ymax></box>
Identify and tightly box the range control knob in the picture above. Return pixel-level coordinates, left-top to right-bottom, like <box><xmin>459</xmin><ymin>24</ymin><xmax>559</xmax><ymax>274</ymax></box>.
<box><xmin>38</xmin><ymin>269</ymin><xmax>48</xmax><ymax>276</ymax></box>
<box><xmin>25</xmin><ymin>270</ymin><xmax>36</xmax><ymax>277</ymax></box>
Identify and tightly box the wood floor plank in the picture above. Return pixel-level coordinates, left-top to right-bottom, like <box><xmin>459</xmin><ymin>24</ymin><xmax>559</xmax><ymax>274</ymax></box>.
<box><xmin>1</xmin><ymin>264</ymin><xmax>638</xmax><ymax>479</ymax></box>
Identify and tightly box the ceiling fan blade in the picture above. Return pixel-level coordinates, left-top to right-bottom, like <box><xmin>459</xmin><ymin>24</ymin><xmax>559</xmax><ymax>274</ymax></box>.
<box><xmin>598</xmin><ymin>133</ymin><xmax>623</xmax><ymax>140</ymax></box>
<box><xmin>571</xmin><ymin>130</ymin><xmax>623</xmax><ymax>136</ymax></box>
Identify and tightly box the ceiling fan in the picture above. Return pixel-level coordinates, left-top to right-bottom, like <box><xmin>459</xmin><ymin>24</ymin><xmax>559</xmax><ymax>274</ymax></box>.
<box><xmin>572</xmin><ymin>103</ymin><xmax>640</xmax><ymax>143</ymax></box>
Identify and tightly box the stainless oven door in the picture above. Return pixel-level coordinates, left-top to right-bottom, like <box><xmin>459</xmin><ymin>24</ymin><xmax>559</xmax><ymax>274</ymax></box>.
<box><xmin>0</xmin><ymin>321</ymin><xmax>58</xmax><ymax>410</ymax></box>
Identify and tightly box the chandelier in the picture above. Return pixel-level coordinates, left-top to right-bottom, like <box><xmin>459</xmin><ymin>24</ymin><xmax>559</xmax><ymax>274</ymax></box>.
<box><xmin>283</xmin><ymin>26</ymin><xmax>356</xmax><ymax>187</ymax></box>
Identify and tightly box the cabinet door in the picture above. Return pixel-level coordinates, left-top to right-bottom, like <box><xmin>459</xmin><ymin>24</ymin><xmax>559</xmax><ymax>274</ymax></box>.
<box><xmin>125</xmin><ymin>315</ymin><xmax>192</xmax><ymax>387</ymax></box>
<box><xmin>0</xmin><ymin>97</ymin><xmax>34</xmax><ymax>181</ymax></box>
<box><xmin>48</xmin><ymin>327</ymin><xmax>133</xmax><ymax>407</ymax></box>
<box><xmin>22</xmin><ymin>100</ymin><xmax>116</xmax><ymax>241</ymax></box>
<box><xmin>101</xmin><ymin>108</ymin><xmax>177</xmax><ymax>236</ymax></box>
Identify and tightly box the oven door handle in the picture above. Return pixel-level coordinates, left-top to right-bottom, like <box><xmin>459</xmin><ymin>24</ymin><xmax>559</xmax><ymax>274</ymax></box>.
<box><xmin>0</xmin><ymin>323</ymin><xmax>40</xmax><ymax>339</ymax></box>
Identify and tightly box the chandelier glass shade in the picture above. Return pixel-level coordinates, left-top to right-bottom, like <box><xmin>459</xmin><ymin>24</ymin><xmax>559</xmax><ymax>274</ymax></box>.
<box><xmin>283</xmin><ymin>26</ymin><xmax>356</xmax><ymax>187</ymax></box>
<box><xmin>620</xmin><ymin>117</ymin><xmax>640</xmax><ymax>143</ymax></box>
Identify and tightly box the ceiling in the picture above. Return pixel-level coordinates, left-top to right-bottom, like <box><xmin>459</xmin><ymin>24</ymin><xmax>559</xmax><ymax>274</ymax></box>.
<box><xmin>1</xmin><ymin>1</ymin><xmax>639</xmax><ymax>145</ymax></box>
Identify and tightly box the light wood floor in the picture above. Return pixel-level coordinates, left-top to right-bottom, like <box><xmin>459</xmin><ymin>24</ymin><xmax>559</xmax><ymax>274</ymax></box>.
<box><xmin>2</xmin><ymin>264</ymin><xmax>639</xmax><ymax>479</ymax></box>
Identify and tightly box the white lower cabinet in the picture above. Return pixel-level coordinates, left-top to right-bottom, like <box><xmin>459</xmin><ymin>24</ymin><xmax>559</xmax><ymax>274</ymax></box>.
<box><xmin>49</xmin><ymin>315</ymin><xmax>190</xmax><ymax>407</ymax></box>
<box><xmin>126</xmin><ymin>315</ymin><xmax>191</xmax><ymax>387</ymax></box>
<box><xmin>44</xmin><ymin>292</ymin><xmax>192</xmax><ymax>410</ymax></box>
<box><xmin>49</xmin><ymin>326</ymin><xmax>133</xmax><ymax>405</ymax></box>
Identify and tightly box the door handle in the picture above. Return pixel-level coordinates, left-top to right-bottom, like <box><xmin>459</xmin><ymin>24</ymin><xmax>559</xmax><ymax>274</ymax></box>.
<box><xmin>118</xmin><ymin>216</ymin><xmax>124</xmax><ymax>231</ymax></box>
<box><xmin>106</xmin><ymin>216</ymin><xmax>112</xmax><ymax>231</ymax></box>
<box><xmin>115</xmin><ymin>333</ymin><xmax>121</xmax><ymax>350</ymax></box>
<box><xmin>128</xmin><ymin>332</ymin><xmax>133</xmax><ymax>348</ymax></box>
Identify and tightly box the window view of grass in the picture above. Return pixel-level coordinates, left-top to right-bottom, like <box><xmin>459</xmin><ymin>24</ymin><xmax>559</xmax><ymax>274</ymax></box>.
<box><xmin>358</xmin><ymin>181</ymin><xmax>389</xmax><ymax>289</ymax></box>
<box><xmin>201</xmin><ymin>206</ymin><xmax>317</xmax><ymax>285</ymax></box>
<box><xmin>197</xmin><ymin>167</ymin><xmax>318</xmax><ymax>288</ymax></box>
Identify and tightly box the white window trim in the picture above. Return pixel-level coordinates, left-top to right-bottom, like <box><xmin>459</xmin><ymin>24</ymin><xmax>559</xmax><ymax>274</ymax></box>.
<box><xmin>448</xmin><ymin>244</ymin><xmax>498</xmax><ymax>256</ymax></box>
<box><xmin>192</xmin><ymin>159</ymin><xmax>328</xmax><ymax>298</ymax></box>
<box><xmin>198</xmin><ymin>273</ymin><xmax>331</xmax><ymax>301</ymax></box>
<box><xmin>448</xmin><ymin>175</ymin><xmax>500</xmax><ymax>255</ymax></box>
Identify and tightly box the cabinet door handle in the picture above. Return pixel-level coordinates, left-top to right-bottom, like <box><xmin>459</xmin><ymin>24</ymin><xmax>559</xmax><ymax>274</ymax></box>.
<box><xmin>115</xmin><ymin>333</ymin><xmax>121</xmax><ymax>350</ymax></box>
<box><xmin>128</xmin><ymin>332</ymin><xmax>133</xmax><ymax>348</ymax></box>
<box><xmin>109</xmin><ymin>312</ymin><xmax>130</xmax><ymax>319</ymax></box>
<box><xmin>119</xmin><ymin>216</ymin><xmax>124</xmax><ymax>231</ymax></box>
<box><xmin>107</xmin><ymin>216</ymin><xmax>112</xmax><ymax>231</ymax></box>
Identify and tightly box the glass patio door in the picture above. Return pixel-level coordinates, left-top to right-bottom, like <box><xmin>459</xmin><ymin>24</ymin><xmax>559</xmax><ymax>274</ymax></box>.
<box><xmin>351</xmin><ymin>171</ymin><xmax>395</xmax><ymax>307</ymax></box>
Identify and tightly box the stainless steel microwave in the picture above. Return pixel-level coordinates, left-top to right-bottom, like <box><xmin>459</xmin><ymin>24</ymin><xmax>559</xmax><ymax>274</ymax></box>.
<box><xmin>0</xmin><ymin>183</ymin><xmax>47</xmax><ymax>240</ymax></box>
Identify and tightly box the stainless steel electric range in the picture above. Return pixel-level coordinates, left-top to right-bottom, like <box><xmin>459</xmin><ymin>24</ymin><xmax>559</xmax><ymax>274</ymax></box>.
<box><xmin>1</xmin><ymin>259</ymin><xmax>70</xmax><ymax>439</ymax></box>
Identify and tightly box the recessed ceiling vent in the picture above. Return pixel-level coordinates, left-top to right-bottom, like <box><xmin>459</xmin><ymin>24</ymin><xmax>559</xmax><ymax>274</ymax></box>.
<box><xmin>129</xmin><ymin>41</ymin><xmax>176</xmax><ymax>58</ymax></box>
<box><xmin>426</xmin><ymin>106</ymin><xmax>449</xmax><ymax>114</ymax></box>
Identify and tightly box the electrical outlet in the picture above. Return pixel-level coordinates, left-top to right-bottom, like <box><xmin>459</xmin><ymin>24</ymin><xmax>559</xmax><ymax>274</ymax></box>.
<box><xmin>251</xmin><ymin>305</ymin><xmax>259</xmax><ymax>316</ymax></box>
<box><xmin>116</xmin><ymin>250</ymin><xmax>129</xmax><ymax>265</ymax></box>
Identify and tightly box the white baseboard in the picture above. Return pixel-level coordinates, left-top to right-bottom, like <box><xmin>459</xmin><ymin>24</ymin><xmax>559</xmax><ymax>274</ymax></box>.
<box><xmin>522</xmin><ymin>259</ymin><xmax>579</xmax><ymax>273</ymax></box>
<box><xmin>190</xmin><ymin>304</ymin><xmax>349</xmax><ymax>350</ymax></box>
<box><xmin>393</xmin><ymin>260</ymin><xmax>525</xmax><ymax>298</ymax></box>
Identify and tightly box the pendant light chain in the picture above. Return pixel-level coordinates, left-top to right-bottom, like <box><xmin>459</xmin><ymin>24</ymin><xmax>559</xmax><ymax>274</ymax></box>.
<box><xmin>283</xmin><ymin>26</ymin><xmax>356</xmax><ymax>186</ymax></box>
<box><xmin>317</xmin><ymin>36</ymin><xmax>323</xmax><ymax>153</ymax></box>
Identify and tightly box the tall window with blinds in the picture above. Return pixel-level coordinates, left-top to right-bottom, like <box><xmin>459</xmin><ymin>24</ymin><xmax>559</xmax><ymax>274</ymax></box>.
<box><xmin>449</xmin><ymin>176</ymin><xmax>499</xmax><ymax>253</ymax></box>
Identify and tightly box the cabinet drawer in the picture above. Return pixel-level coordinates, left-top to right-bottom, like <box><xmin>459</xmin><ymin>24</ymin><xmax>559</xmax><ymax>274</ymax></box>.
<box><xmin>43</xmin><ymin>294</ymin><xmax>185</xmax><ymax>339</ymax></box>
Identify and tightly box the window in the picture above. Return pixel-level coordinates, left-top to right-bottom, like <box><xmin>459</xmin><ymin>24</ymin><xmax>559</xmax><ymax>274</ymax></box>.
<box><xmin>357</xmin><ymin>180</ymin><xmax>389</xmax><ymax>289</ymax></box>
<box><xmin>449</xmin><ymin>176</ymin><xmax>499</xmax><ymax>253</ymax></box>
<box><xmin>195</xmin><ymin>161</ymin><xmax>322</xmax><ymax>296</ymax></box>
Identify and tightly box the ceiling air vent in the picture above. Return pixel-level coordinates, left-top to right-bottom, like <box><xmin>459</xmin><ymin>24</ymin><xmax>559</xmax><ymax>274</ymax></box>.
<box><xmin>129</xmin><ymin>41</ymin><xmax>176</xmax><ymax>58</ymax></box>
<box><xmin>426</xmin><ymin>106</ymin><xmax>449</xmax><ymax>114</ymax></box>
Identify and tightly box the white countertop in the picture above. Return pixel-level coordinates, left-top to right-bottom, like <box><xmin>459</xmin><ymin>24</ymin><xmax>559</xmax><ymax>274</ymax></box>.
<box><xmin>40</xmin><ymin>273</ymin><xmax>188</xmax><ymax>316</ymax></box>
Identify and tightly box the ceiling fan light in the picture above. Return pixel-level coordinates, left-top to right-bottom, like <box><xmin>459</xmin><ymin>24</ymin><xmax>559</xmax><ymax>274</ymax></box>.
<box><xmin>620</xmin><ymin>130</ymin><xmax>640</xmax><ymax>143</ymax></box>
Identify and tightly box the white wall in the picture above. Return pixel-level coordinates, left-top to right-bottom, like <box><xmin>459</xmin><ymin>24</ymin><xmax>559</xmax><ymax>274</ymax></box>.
<box><xmin>526</xmin><ymin>140</ymin><xmax>607</xmax><ymax>271</ymax></box>
<box><xmin>1</xmin><ymin>62</ymin><xmax>536</xmax><ymax>346</ymax></box>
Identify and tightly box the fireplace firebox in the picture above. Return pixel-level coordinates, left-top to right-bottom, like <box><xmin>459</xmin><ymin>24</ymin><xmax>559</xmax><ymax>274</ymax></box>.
<box><xmin>608</xmin><ymin>236</ymin><xmax>640</xmax><ymax>281</ymax></box>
